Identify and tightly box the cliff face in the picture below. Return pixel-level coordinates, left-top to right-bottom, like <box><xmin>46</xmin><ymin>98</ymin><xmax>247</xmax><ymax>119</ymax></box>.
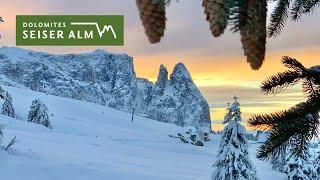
<box><xmin>0</xmin><ymin>46</ymin><xmax>211</xmax><ymax>128</ymax></box>
<box><xmin>149</xmin><ymin>63</ymin><xmax>211</xmax><ymax>127</ymax></box>
<box><xmin>0</xmin><ymin>47</ymin><xmax>137</xmax><ymax>112</ymax></box>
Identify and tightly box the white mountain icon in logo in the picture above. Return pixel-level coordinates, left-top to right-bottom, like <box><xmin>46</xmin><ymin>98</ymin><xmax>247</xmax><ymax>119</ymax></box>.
<box><xmin>70</xmin><ymin>22</ymin><xmax>117</xmax><ymax>39</ymax></box>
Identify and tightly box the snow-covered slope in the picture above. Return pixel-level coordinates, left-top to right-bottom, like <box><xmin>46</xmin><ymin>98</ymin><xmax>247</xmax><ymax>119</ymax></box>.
<box><xmin>0</xmin><ymin>86</ymin><xmax>284</xmax><ymax>180</ymax></box>
<box><xmin>0</xmin><ymin>46</ymin><xmax>210</xmax><ymax>128</ymax></box>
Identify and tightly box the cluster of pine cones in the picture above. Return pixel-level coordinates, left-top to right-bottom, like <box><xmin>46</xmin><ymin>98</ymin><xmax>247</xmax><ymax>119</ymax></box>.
<box><xmin>135</xmin><ymin>0</ymin><xmax>267</xmax><ymax>70</ymax></box>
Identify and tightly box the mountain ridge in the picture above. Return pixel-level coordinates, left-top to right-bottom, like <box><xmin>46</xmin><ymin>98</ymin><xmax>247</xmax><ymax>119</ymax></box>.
<box><xmin>0</xmin><ymin>46</ymin><xmax>211</xmax><ymax>128</ymax></box>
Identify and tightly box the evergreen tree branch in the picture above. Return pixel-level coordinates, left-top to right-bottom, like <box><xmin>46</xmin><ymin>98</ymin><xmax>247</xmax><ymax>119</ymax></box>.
<box><xmin>282</xmin><ymin>56</ymin><xmax>306</xmax><ymax>72</ymax></box>
<box><xmin>252</xmin><ymin>96</ymin><xmax>320</xmax><ymax>160</ymax></box>
<box><xmin>289</xmin><ymin>112</ymin><xmax>319</xmax><ymax>156</ymax></box>
<box><xmin>256</xmin><ymin>113</ymin><xmax>318</xmax><ymax>160</ymax></box>
<box><xmin>257</xmin><ymin>125</ymin><xmax>293</xmax><ymax>161</ymax></box>
<box><xmin>249</xmin><ymin>111</ymin><xmax>287</xmax><ymax>128</ymax></box>
<box><xmin>261</xmin><ymin>70</ymin><xmax>302</xmax><ymax>94</ymax></box>
<box><xmin>250</xmin><ymin>96</ymin><xmax>320</xmax><ymax>126</ymax></box>
<box><xmin>268</xmin><ymin>0</ymin><xmax>290</xmax><ymax>37</ymax></box>
<box><xmin>302</xmin><ymin>78</ymin><xmax>320</xmax><ymax>99</ymax></box>
<box><xmin>291</xmin><ymin>0</ymin><xmax>306</xmax><ymax>20</ymax></box>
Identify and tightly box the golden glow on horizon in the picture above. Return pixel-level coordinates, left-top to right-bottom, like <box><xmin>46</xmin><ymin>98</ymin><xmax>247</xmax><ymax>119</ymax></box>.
<box><xmin>134</xmin><ymin>46</ymin><xmax>320</xmax><ymax>87</ymax></box>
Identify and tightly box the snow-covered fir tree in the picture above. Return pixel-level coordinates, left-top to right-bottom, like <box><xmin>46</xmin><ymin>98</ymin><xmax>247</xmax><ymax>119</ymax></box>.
<box><xmin>28</xmin><ymin>99</ymin><xmax>52</xmax><ymax>129</ymax></box>
<box><xmin>212</xmin><ymin>96</ymin><xmax>258</xmax><ymax>180</ymax></box>
<box><xmin>0</xmin><ymin>125</ymin><xmax>3</xmax><ymax>143</ymax></box>
<box><xmin>1</xmin><ymin>92</ymin><xmax>16</xmax><ymax>118</ymax></box>
<box><xmin>283</xmin><ymin>148</ymin><xmax>317</xmax><ymax>180</ymax></box>
<box><xmin>314</xmin><ymin>151</ymin><xmax>320</xmax><ymax>178</ymax></box>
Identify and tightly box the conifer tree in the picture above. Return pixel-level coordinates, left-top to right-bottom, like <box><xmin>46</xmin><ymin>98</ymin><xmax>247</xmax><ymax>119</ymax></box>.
<box><xmin>2</xmin><ymin>92</ymin><xmax>16</xmax><ymax>118</ymax></box>
<box><xmin>0</xmin><ymin>125</ymin><xmax>3</xmax><ymax>143</ymax></box>
<box><xmin>315</xmin><ymin>151</ymin><xmax>320</xmax><ymax>177</ymax></box>
<box><xmin>28</xmin><ymin>99</ymin><xmax>52</xmax><ymax>129</ymax></box>
<box><xmin>212</xmin><ymin>96</ymin><xmax>258</xmax><ymax>180</ymax></box>
<box><xmin>283</xmin><ymin>148</ymin><xmax>317</xmax><ymax>180</ymax></box>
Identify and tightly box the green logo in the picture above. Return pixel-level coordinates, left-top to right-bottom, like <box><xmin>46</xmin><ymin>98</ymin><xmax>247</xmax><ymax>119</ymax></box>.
<box><xmin>16</xmin><ymin>15</ymin><xmax>124</xmax><ymax>46</ymax></box>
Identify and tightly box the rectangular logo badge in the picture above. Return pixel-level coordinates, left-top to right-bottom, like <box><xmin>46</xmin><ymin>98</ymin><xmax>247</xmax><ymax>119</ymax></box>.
<box><xmin>16</xmin><ymin>15</ymin><xmax>124</xmax><ymax>46</ymax></box>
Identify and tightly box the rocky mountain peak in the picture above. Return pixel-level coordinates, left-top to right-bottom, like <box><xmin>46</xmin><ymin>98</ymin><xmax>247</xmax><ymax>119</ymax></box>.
<box><xmin>173</xmin><ymin>63</ymin><xmax>191</xmax><ymax>76</ymax></box>
<box><xmin>170</xmin><ymin>62</ymin><xmax>192</xmax><ymax>84</ymax></box>
<box><xmin>0</xmin><ymin>47</ymin><xmax>211</xmax><ymax>129</ymax></box>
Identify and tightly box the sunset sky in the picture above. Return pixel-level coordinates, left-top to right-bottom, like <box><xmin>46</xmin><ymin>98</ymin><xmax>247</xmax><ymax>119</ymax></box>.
<box><xmin>1</xmin><ymin>0</ymin><xmax>319</xmax><ymax>130</ymax></box>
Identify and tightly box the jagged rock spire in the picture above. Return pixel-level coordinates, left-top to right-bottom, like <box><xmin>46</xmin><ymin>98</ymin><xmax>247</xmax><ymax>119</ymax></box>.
<box><xmin>154</xmin><ymin>64</ymin><xmax>168</xmax><ymax>96</ymax></box>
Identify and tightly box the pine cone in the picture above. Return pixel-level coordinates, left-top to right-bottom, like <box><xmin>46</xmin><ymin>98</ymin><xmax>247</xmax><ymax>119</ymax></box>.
<box><xmin>240</xmin><ymin>0</ymin><xmax>267</xmax><ymax>70</ymax></box>
<box><xmin>203</xmin><ymin>0</ymin><xmax>231</xmax><ymax>37</ymax></box>
<box><xmin>136</xmin><ymin>0</ymin><xmax>166</xmax><ymax>43</ymax></box>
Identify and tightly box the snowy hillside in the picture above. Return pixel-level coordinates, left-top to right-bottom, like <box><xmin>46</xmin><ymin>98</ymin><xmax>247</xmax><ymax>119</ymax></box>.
<box><xmin>0</xmin><ymin>46</ymin><xmax>210</xmax><ymax>128</ymax></box>
<box><xmin>0</xmin><ymin>86</ymin><xmax>285</xmax><ymax>180</ymax></box>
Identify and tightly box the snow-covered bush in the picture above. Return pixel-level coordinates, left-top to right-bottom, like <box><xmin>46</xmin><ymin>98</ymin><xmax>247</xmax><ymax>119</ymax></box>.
<box><xmin>2</xmin><ymin>92</ymin><xmax>16</xmax><ymax>118</ymax></box>
<box><xmin>28</xmin><ymin>99</ymin><xmax>52</xmax><ymax>129</ymax></box>
<box><xmin>0</xmin><ymin>126</ymin><xmax>18</xmax><ymax>152</ymax></box>
<box><xmin>169</xmin><ymin>125</ymin><xmax>212</xmax><ymax>146</ymax></box>
<box><xmin>169</xmin><ymin>126</ymin><xmax>206</xmax><ymax>146</ymax></box>
<box><xmin>212</xmin><ymin>96</ymin><xmax>258</xmax><ymax>180</ymax></box>
<box><xmin>283</xmin><ymin>149</ymin><xmax>317</xmax><ymax>180</ymax></box>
